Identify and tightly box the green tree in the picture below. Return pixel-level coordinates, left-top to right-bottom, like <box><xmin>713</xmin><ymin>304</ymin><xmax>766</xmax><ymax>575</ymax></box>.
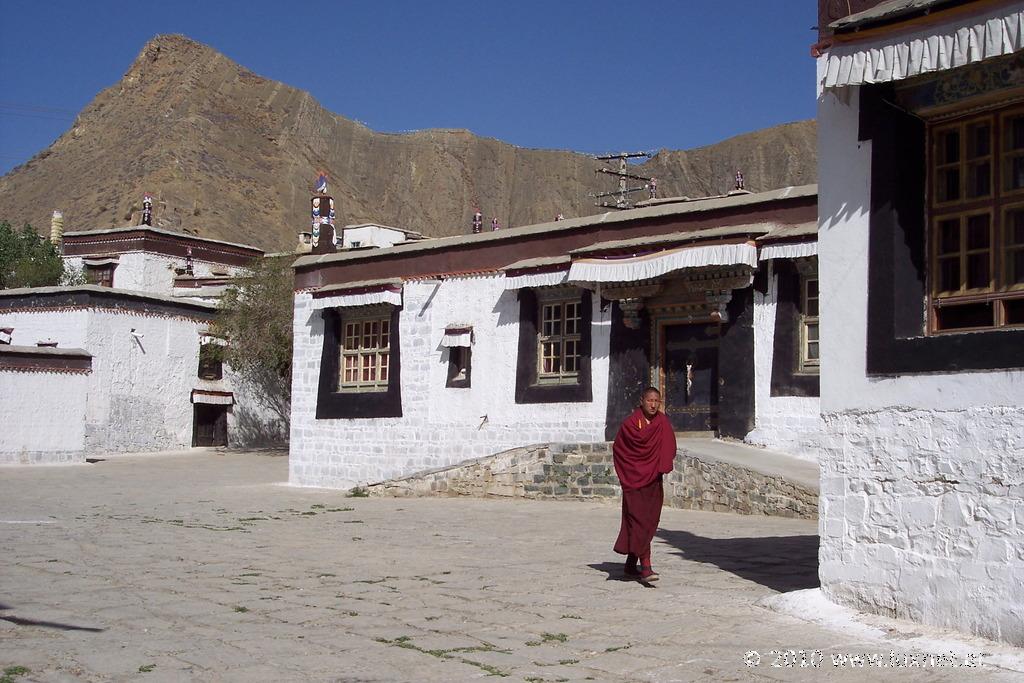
<box><xmin>212</xmin><ymin>254</ymin><xmax>294</xmax><ymax>439</ymax></box>
<box><xmin>0</xmin><ymin>220</ymin><xmax>68</xmax><ymax>289</ymax></box>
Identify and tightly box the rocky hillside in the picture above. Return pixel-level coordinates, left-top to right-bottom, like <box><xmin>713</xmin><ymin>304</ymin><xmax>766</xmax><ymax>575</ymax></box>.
<box><xmin>0</xmin><ymin>35</ymin><xmax>816</xmax><ymax>251</ymax></box>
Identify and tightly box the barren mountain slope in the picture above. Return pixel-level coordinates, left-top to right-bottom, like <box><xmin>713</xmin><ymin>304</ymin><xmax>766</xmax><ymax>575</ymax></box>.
<box><xmin>0</xmin><ymin>35</ymin><xmax>816</xmax><ymax>251</ymax></box>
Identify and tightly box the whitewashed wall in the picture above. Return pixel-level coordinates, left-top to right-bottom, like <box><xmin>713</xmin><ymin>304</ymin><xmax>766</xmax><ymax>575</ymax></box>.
<box><xmin>0</xmin><ymin>367</ymin><xmax>89</xmax><ymax>464</ymax></box>
<box><xmin>289</xmin><ymin>275</ymin><xmax>611</xmax><ymax>488</ymax></box>
<box><xmin>818</xmin><ymin>71</ymin><xmax>1024</xmax><ymax>645</ymax></box>
<box><xmin>63</xmin><ymin>253</ymin><xmax>246</xmax><ymax>296</ymax></box>
<box><xmin>4</xmin><ymin>306</ymin><xmax>198</xmax><ymax>454</ymax></box>
<box><xmin>1</xmin><ymin>299</ymin><xmax>286</xmax><ymax>455</ymax></box>
<box><xmin>746</xmin><ymin>261</ymin><xmax>822</xmax><ymax>460</ymax></box>
<box><xmin>342</xmin><ymin>226</ymin><xmax>408</xmax><ymax>249</ymax></box>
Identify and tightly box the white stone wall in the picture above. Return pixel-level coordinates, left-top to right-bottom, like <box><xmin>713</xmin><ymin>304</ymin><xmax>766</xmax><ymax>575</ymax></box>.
<box><xmin>0</xmin><ymin>369</ymin><xmax>89</xmax><ymax>464</ymax></box>
<box><xmin>1</xmin><ymin>301</ymin><xmax>286</xmax><ymax>454</ymax></box>
<box><xmin>746</xmin><ymin>261</ymin><xmax>822</xmax><ymax>460</ymax></box>
<box><xmin>289</xmin><ymin>275</ymin><xmax>611</xmax><ymax>488</ymax></box>
<box><xmin>818</xmin><ymin>70</ymin><xmax>1024</xmax><ymax>645</ymax></box>
<box><xmin>63</xmin><ymin>253</ymin><xmax>246</xmax><ymax>296</ymax></box>
<box><xmin>342</xmin><ymin>226</ymin><xmax>407</xmax><ymax>249</ymax></box>
<box><xmin>81</xmin><ymin>309</ymin><xmax>201</xmax><ymax>452</ymax></box>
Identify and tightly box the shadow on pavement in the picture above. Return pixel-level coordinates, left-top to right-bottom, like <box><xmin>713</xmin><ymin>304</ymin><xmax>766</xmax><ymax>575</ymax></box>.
<box><xmin>655</xmin><ymin>529</ymin><xmax>819</xmax><ymax>593</ymax></box>
<box><xmin>0</xmin><ymin>614</ymin><xmax>105</xmax><ymax>632</ymax></box>
<box><xmin>586</xmin><ymin>562</ymin><xmax>656</xmax><ymax>588</ymax></box>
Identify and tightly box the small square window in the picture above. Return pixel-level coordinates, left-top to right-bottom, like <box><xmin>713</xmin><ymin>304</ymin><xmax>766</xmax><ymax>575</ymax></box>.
<box><xmin>198</xmin><ymin>343</ymin><xmax>224</xmax><ymax>380</ymax></box>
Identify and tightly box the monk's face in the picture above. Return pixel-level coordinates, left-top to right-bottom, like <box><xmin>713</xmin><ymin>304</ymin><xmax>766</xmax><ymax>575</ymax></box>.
<box><xmin>640</xmin><ymin>391</ymin><xmax>661</xmax><ymax>419</ymax></box>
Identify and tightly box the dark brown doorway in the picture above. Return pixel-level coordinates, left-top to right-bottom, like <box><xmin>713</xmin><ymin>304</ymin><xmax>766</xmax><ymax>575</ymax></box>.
<box><xmin>193</xmin><ymin>404</ymin><xmax>228</xmax><ymax>447</ymax></box>
<box><xmin>662</xmin><ymin>324</ymin><xmax>719</xmax><ymax>433</ymax></box>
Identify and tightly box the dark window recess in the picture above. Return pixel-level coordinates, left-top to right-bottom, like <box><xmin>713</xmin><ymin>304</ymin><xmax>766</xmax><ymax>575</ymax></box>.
<box><xmin>316</xmin><ymin>307</ymin><xmax>403</xmax><ymax>419</ymax></box>
<box><xmin>770</xmin><ymin>260</ymin><xmax>820</xmax><ymax>397</ymax></box>
<box><xmin>860</xmin><ymin>83</ymin><xmax>1024</xmax><ymax>374</ymax></box>
<box><xmin>198</xmin><ymin>343</ymin><xmax>224</xmax><ymax>380</ymax></box>
<box><xmin>446</xmin><ymin>346</ymin><xmax>471</xmax><ymax>388</ymax></box>
<box><xmin>85</xmin><ymin>264</ymin><xmax>115</xmax><ymax>287</ymax></box>
<box><xmin>514</xmin><ymin>288</ymin><xmax>592</xmax><ymax>404</ymax></box>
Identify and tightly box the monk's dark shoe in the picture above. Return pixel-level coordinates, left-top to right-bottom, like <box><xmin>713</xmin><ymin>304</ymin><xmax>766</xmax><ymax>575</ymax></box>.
<box><xmin>623</xmin><ymin>562</ymin><xmax>640</xmax><ymax>577</ymax></box>
<box><xmin>638</xmin><ymin>566</ymin><xmax>659</xmax><ymax>583</ymax></box>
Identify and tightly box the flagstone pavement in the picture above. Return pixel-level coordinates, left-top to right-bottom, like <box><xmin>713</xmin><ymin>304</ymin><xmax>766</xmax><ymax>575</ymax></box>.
<box><xmin>1</xmin><ymin>450</ymin><xmax>1020</xmax><ymax>682</ymax></box>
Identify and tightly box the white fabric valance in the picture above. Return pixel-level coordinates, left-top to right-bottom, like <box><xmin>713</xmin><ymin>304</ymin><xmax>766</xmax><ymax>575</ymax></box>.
<box><xmin>567</xmin><ymin>243</ymin><xmax>757</xmax><ymax>284</ymax></box>
<box><xmin>310</xmin><ymin>288</ymin><xmax>402</xmax><ymax>310</ymax></box>
<box><xmin>441</xmin><ymin>327</ymin><xmax>473</xmax><ymax>347</ymax></box>
<box><xmin>759</xmin><ymin>242</ymin><xmax>818</xmax><ymax>261</ymax></box>
<box><xmin>503</xmin><ymin>270</ymin><xmax>569</xmax><ymax>290</ymax></box>
<box><xmin>191</xmin><ymin>390</ymin><xmax>233</xmax><ymax>405</ymax></box>
<box><xmin>821</xmin><ymin>5</ymin><xmax>1024</xmax><ymax>89</ymax></box>
<box><xmin>198</xmin><ymin>333</ymin><xmax>228</xmax><ymax>346</ymax></box>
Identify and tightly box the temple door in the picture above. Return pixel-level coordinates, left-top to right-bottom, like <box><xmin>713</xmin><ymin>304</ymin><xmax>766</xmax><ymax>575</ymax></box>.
<box><xmin>662</xmin><ymin>324</ymin><xmax>719</xmax><ymax>433</ymax></box>
<box><xmin>193</xmin><ymin>404</ymin><xmax>228</xmax><ymax>447</ymax></box>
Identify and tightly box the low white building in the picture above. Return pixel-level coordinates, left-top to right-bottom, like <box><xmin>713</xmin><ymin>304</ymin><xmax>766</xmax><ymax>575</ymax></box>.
<box><xmin>340</xmin><ymin>223</ymin><xmax>426</xmax><ymax>250</ymax></box>
<box><xmin>60</xmin><ymin>225</ymin><xmax>264</xmax><ymax>299</ymax></box>
<box><xmin>816</xmin><ymin>0</ymin><xmax>1024</xmax><ymax>646</ymax></box>
<box><xmin>1</xmin><ymin>219</ymin><xmax>289</xmax><ymax>464</ymax></box>
<box><xmin>288</xmin><ymin>185</ymin><xmax>821</xmax><ymax>488</ymax></box>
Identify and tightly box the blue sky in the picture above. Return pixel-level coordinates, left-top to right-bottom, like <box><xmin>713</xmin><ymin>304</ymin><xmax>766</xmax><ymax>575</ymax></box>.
<box><xmin>0</xmin><ymin>1</ymin><xmax>818</xmax><ymax>176</ymax></box>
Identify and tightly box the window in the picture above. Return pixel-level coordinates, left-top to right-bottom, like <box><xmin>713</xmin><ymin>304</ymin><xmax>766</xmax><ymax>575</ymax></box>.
<box><xmin>84</xmin><ymin>264</ymin><xmax>115</xmax><ymax>287</ymax></box>
<box><xmin>340</xmin><ymin>315</ymin><xmax>390</xmax><ymax>391</ymax></box>
<box><xmin>860</xmin><ymin>81</ymin><xmax>1024</xmax><ymax>375</ymax></box>
<box><xmin>197</xmin><ymin>343</ymin><xmax>223</xmax><ymax>380</ymax></box>
<box><xmin>446</xmin><ymin>346</ymin><xmax>471</xmax><ymax>388</ymax></box>
<box><xmin>514</xmin><ymin>288</ymin><xmax>592</xmax><ymax>404</ymax></box>
<box><xmin>316</xmin><ymin>306</ymin><xmax>402</xmax><ymax>419</ymax></box>
<box><xmin>799</xmin><ymin>276</ymin><xmax>820</xmax><ymax>372</ymax></box>
<box><xmin>538</xmin><ymin>298</ymin><xmax>581</xmax><ymax>384</ymax></box>
<box><xmin>929</xmin><ymin>106</ymin><xmax>1024</xmax><ymax>331</ymax></box>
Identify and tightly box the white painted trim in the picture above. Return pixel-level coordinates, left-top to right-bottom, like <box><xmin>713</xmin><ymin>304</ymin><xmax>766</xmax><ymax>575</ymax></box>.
<box><xmin>502</xmin><ymin>270</ymin><xmax>569</xmax><ymax>290</ymax></box>
<box><xmin>760</xmin><ymin>242</ymin><xmax>818</xmax><ymax>261</ymax></box>
<box><xmin>440</xmin><ymin>330</ymin><xmax>473</xmax><ymax>347</ymax></box>
<box><xmin>567</xmin><ymin>243</ymin><xmax>757</xmax><ymax>283</ymax></box>
<box><xmin>822</xmin><ymin>5</ymin><xmax>1024</xmax><ymax>89</ymax></box>
<box><xmin>192</xmin><ymin>391</ymin><xmax>234</xmax><ymax>405</ymax></box>
<box><xmin>310</xmin><ymin>289</ymin><xmax>402</xmax><ymax>309</ymax></box>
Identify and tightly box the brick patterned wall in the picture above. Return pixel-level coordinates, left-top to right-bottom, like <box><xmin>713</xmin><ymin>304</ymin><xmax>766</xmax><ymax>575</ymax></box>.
<box><xmin>820</xmin><ymin>406</ymin><xmax>1024</xmax><ymax>646</ymax></box>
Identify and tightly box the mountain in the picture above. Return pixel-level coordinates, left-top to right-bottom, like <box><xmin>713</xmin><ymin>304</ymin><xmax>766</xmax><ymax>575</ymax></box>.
<box><xmin>0</xmin><ymin>35</ymin><xmax>816</xmax><ymax>251</ymax></box>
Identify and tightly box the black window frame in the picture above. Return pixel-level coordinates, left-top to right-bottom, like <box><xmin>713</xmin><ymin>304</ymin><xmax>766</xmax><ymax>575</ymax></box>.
<box><xmin>860</xmin><ymin>83</ymin><xmax>1024</xmax><ymax>375</ymax></box>
<box><xmin>770</xmin><ymin>258</ymin><xmax>820</xmax><ymax>396</ymax></box>
<box><xmin>316</xmin><ymin>305</ymin><xmax>403</xmax><ymax>419</ymax></box>
<box><xmin>514</xmin><ymin>287</ymin><xmax>592</xmax><ymax>404</ymax></box>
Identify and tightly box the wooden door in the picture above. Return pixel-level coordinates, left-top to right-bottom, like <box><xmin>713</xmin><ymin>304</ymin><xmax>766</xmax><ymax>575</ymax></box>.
<box><xmin>193</xmin><ymin>404</ymin><xmax>228</xmax><ymax>447</ymax></box>
<box><xmin>662</xmin><ymin>324</ymin><xmax>719</xmax><ymax>433</ymax></box>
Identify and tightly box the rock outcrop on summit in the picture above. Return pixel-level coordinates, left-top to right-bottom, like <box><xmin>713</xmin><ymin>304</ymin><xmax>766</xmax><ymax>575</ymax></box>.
<box><xmin>0</xmin><ymin>35</ymin><xmax>816</xmax><ymax>250</ymax></box>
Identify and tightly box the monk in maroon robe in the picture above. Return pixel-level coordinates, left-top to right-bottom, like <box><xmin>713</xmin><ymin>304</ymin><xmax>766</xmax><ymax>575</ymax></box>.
<box><xmin>612</xmin><ymin>386</ymin><xmax>676</xmax><ymax>583</ymax></box>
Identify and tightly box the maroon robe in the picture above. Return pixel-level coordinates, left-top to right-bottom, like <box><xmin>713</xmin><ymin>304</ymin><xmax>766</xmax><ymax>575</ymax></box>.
<box><xmin>612</xmin><ymin>408</ymin><xmax>677</xmax><ymax>558</ymax></box>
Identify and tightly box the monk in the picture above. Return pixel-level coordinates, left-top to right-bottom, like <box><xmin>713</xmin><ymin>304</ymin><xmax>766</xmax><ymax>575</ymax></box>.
<box><xmin>612</xmin><ymin>386</ymin><xmax>677</xmax><ymax>583</ymax></box>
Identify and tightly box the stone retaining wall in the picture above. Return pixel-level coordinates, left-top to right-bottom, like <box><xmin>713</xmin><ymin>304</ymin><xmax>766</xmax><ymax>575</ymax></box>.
<box><xmin>366</xmin><ymin>442</ymin><xmax>817</xmax><ymax>519</ymax></box>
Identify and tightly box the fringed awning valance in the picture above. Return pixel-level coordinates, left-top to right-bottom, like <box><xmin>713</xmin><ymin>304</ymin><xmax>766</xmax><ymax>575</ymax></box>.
<box><xmin>441</xmin><ymin>326</ymin><xmax>473</xmax><ymax>348</ymax></box>
<box><xmin>502</xmin><ymin>269</ymin><xmax>570</xmax><ymax>290</ymax></box>
<box><xmin>192</xmin><ymin>389</ymin><xmax>234</xmax><ymax>405</ymax></box>
<box><xmin>310</xmin><ymin>281</ymin><xmax>403</xmax><ymax>310</ymax></box>
<box><xmin>821</xmin><ymin>5</ymin><xmax>1024</xmax><ymax>89</ymax></box>
<box><xmin>567</xmin><ymin>243</ymin><xmax>758</xmax><ymax>284</ymax></box>
<box><xmin>759</xmin><ymin>242</ymin><xmax>818</xmax><ymax>261</ymax></box>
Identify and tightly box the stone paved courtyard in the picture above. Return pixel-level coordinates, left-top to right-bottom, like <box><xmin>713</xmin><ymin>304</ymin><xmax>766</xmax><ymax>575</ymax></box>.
<box><xmin>1</xmin><ymin>451</ymin><xmax>1020</xmax><ymax>682</ymax></box>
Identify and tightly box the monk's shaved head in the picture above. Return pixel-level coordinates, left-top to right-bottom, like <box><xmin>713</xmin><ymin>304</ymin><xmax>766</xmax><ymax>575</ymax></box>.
<box><xmin>641</xmin><ymin>386</ymin><xmax>661</xmax><ymax>399</ymax></box>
